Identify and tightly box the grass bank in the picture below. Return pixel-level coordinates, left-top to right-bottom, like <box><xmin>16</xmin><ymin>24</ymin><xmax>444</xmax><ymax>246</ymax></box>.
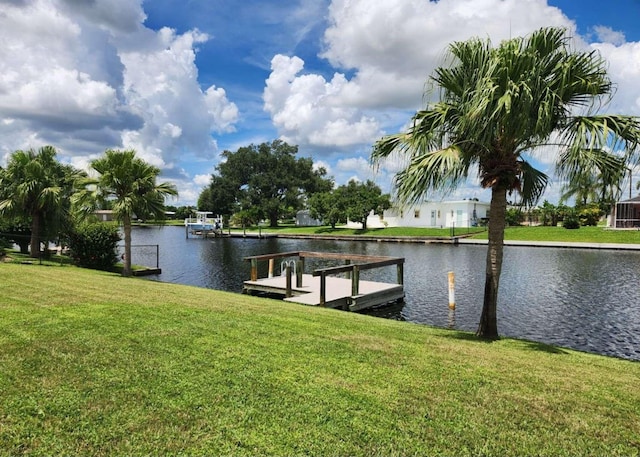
<box><xmin>1</xmin><ymin>263</ymin><xmax>638</xmax><ymax>456</ymax></box>
<box><xmin>233</xmin><ymin>224</ymin><xmax>640</xmax><ymax>244</ymax></box>
<box><xmin>470</xmin><ymin>225</ymin><xmax>640</xmax><ymax>243</ymax></box>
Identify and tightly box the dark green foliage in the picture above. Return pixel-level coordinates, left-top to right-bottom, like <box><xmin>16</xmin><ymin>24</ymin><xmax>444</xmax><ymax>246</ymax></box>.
<box><xmin>308</xmin><ymin>191</ymin><xmax>346</xmax><ymax>228</ymax></box>
<box><xmin>0</xmin><ymin>217</ymin><xmax>31</xmax><ymax>254</ymax></box>
<box><xmin>68</xmin><ymin>223</ymin><xmax>121</xmax><ymax>270</ymax></box>
<box><xmin>505</xmin><ymin>208</ymin><xmax>524</xmax><ymax>226</ymax></box>
<box><xmin>198</xmin><ymin>140</ymin><xmax>334</xmax><ymax>227</ymax></box>
<box><xmin>562</xmin><ymin>209</ymin><xmax>580</xmax><ymax>229</ymax></box>
<box><xmin>0</xmin><ymin>146</ymin><xmax>83</xmax><ymax>257</ymax></box>
<box><xmin>340</xmin><ymin>180</ymin><xmax>391</xmax><ymax>230</ymax></box>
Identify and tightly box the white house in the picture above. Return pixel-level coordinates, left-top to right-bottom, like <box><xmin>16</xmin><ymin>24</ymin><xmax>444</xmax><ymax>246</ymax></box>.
<box><xmin>295</xmin><ymin>210</ymin><xmax>322</xmax><ymax>226</ymax></box>
<box><xmin>347</xmin><ymin>200</ymin><xmax>490</xmax><ymax>229</ymax></box>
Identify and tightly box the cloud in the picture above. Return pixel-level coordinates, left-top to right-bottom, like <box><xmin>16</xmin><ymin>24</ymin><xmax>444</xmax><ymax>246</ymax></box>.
<box><xmin>263</xmin><ymin>54</ymin><xmax>382</xmax><ymax>148</ymax></box>
<box><xmin>262</xmin><ymin>0</ymin><xmax>575</xmax><ymax>159</ymax></box>
<box><xmin>0</xmin><ymin>0</ymin><xmax>239</xmax><ymax>204</ymax></box>
<box><xmin>591</xmin><ymin>41</ymin><xmax>640</xmax><ymax>115</ymax></box>
<box><xmin>592</xmin><ymin>26</ymin><xmax>626</xmax><ymax>46</ymax></box>
<box><xmin>118</xmin><ymin>26</ymin><xmax>239</xmax><ymax>167</ymax></box>
<box><xmin>194</xmin><ymin>173</ymin><xmax>213</xmax><ymax>187</ymax></box>
<box><xmin>260</xmin><ymin>0</ymin><xmax>581</xmax><ymax>200</ymax></box>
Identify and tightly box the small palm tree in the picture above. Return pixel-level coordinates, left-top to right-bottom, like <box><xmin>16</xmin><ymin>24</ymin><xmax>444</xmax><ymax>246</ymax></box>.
<box><xmin>73</xmin><ymin>149</ymin><xmax>177</xmax><ymax>277</ymax></box>
<box><xmin>0</xmin><ymin>146</ymin><xmax>80</xmax><ymax>257</ymax></box>
<box><xmin>372</xmin><ymin>27</ymin><xmax>640</xmax><ymax>339</ymax></box>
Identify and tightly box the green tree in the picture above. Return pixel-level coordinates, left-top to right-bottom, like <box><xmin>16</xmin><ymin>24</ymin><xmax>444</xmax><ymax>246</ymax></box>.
<box><xmin>505</xmin><ymin>208</ymin><xmax>524</xmax><ymax>226</ymax></box>
<box><xmin>0</xmin><ymin>146</ymin><xmax>81</xmax><ymax>257</ymax></box>
<box><xmin>372</xmin><ymin>27</ymin><xmax>640</xmax><ymax>339</ymax></box>
<box><xmin>73</xmin><ymin>149</ymin><xmax>177</xmax><ymax>277</ymax></box>
<box><xmin>199</xmin><ymin>140</ymin><xmax>333</xmax><ymax>227</ymax></box>
<box><xmin>539</xmin><ymin>200</ymin><xmax>559</xmax><ymax>227</ymax></box>
<box><xmin>340</xmin><ymin>180</ymin><xmax>391</xmax><ymax>230</ymax></box>
<box><xmin>308</xmin><ymin>191</ymin><xmax>346</xmax><ymax>229</ymax></box>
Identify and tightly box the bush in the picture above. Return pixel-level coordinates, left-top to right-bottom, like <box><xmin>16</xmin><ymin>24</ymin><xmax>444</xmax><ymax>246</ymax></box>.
<box><xmin>578</xmin><ymin>204</ymin><xmax>603</xmax><ymax>226</ymax></box>
<box><xmin>68</xmin><ymin>223</ymin><xmax>120</xmax><ymax>270</ymax></box>
<box><xmin>562</xmin><ymin>210</ymin><xmax>580</xmax><ymax>229</ymax></box>
<box><xmin>505</xmin><ymin>208</ymin><xmax>524</xmax><ymax>226</ymax></box>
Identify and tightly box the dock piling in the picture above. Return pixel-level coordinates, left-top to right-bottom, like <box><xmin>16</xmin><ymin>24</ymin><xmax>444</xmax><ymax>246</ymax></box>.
<box><xmin>285</xmin><ymin>264</ymin><xmax>292</xmax><ymax>298</ymax></box>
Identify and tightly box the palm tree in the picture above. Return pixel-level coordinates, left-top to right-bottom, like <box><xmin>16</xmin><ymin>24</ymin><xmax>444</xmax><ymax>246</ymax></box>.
<box><xmin>73</xmin><ymin>149</ymin><xmax>177</xmax><ymax>277</ymax></box>
<box><xmin>0</xmin><ymin>146</ymin><xmax>80</xmax><ymax>257</ymax></box>
<box><xmin>372</xmin><ymin>27</ymin><xmax>640</xmax><ymax>339</ymax></box>
<box><xmin>559</xmin><ymin>172</ymin><xmax>600</xmax><ymax>206</ymax></box>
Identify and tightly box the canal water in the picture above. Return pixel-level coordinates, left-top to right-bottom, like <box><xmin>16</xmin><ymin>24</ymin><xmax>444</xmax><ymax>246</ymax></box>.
<box><xmin>128</xmin><ymin>226</ymin><xmax>640</xmax><ymax>361</ymax></box>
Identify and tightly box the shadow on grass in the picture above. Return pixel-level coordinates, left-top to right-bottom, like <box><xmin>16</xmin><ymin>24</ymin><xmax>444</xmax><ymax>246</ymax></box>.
<box><xmin>440</xmin><ymin>330</ymin><xmax>570</xmax><ymax>355</ymax></box>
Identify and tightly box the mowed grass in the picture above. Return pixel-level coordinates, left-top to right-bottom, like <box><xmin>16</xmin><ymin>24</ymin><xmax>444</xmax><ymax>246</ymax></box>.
<box><xmin>241</xmin><ymin>224</ymin><xmax>640</xmax><ymax>244</ymax></box>
<box><xmin>469</xmin><ymin>225</ymin><xmax>640</xmax><ymax>243</ymax></box>
<box><xmin>1</xmin><ymin>263</ymin><xmax>639</xmax><ymax>456</ymax></box>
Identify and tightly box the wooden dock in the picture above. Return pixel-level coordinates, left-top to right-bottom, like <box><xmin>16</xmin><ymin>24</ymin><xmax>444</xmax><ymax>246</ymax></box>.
<box><xmin>242</xmin><ymin>251</ymin><xmax>404</xmax><ymax>311</ymax></box>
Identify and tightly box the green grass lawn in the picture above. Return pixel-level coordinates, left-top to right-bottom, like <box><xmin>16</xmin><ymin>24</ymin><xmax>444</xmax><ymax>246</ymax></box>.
<box><xmin>234</xmin><ymin>223</ymin><xmax>640</xmax><ymax>244</ymax></box>
<box><xmin>1</xmin><ymin>263</ymin><xmax>639</xmax><ymax>456</ymax></box>
<box><xmin>469</xmin><ymin>225</ymin><xmax>640</xmax><ymax>243</ymax></box>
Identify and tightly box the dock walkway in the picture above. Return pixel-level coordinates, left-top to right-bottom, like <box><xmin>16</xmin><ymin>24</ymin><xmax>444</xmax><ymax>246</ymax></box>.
<box><xmin>243</xmin><ymin>251</ymin><xmax>405</xmax><ymax>311</ymax></box>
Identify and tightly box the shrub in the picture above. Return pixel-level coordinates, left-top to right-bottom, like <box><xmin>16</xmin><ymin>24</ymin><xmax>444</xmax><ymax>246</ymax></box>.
<box><xmin>578</xmin><ymin>204</ymin><xmax>603</xmax><ymax>226</ymax></box>
<box><xmin>505</xmin><ymin>208</ymin><xmax>524</xmax><ymax>226</ymax></box>
<box><xmin>562</xmin><ymin>209</ymin><xmax>580</xmax><ymax>229</ymax></box>
<box><xmin>68</xmin><ymin>223</ymin><xmax>120</xmax><ymax>270</ymax></box>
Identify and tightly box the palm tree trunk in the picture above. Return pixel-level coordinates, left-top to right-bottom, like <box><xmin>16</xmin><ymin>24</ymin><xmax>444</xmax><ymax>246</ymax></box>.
<box><xmin>30</xmin><ymin>211</ymin><xmax>41</xmax><ymax>258</ymax></box>
<box><xmin>123</xmin><ymin>215</ymin><xmax>132</xmax><ymax>277</ymax></box>
<box><xmin>477</xmin><ymin>186</ymin><xmax>507</xmax><ymax>340</ymax></box>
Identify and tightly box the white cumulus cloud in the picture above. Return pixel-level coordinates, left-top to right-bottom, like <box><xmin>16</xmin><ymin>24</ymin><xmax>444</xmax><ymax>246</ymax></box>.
<box><xmin>0</xmin><ymin>0</ymin><xmax>239</xmax><ymax>203</ymax></box>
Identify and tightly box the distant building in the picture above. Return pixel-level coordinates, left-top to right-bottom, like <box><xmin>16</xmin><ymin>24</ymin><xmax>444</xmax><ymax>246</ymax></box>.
<box><xmin>346</xmin><ymin>200</ymin><xmax>490</xmax><ymax>229</ymax></box>
<box><xmin>95</xmin><ymin>210</ymin><xmax>115</xmax><ymax>222</ymax></box>
<box><xmin>612</xmin><ymin>196</ymin><xmax>640</xmax><ymax>228</ymax></box>
<box><xmin>295</xmin><ymin>210</ymin><xmax>322</xmax><ymax>226</ymax></box>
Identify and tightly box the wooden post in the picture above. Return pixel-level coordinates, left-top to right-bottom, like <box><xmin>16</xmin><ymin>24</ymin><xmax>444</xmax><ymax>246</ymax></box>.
<box><xmin>251</xmin><ymin>258</ymin><xmax>258</xmax><ymax>281</ymax></box>
<box><xmin>448</xmin><ymin>271</ymin><xmax>455</xmax><ymax>310</ymax></box>
<box><xmin>319</xmin><ymin>272</ymin><xmax>326</xmax><ymax>306</ymax></box>
<box><xmin>268</xmin><ymin>259</ymin><xmax>274</xmax><ymax>278</ymax></box>
<box><xmin>286</xmin><ymin>265</ymin><xmax>292</xmax><ymax>298</ymax></box>
<box><xmin>344</xmin><ymin>259</ymin><xmax>351</xmax><ymax>279</ymax></box>
<box><xmin>296</xmin><ymin>260</ymin><xmax>303</xmax><ymax>287</ymax></box>
<box><xmin>351</xmin><ymin>265</ymin><xmax>360</xmax><ymax>296</ymax></box>
<box><xmin>397</xmin><ymin>262</ymin><xmax>403</xmax><ymax>285</ymax></box>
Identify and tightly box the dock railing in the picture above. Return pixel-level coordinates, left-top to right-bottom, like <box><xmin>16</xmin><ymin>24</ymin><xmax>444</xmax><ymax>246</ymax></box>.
<box><xmin>244</xmin><ymin>251</ymin><xmax>404</xmax><ymax>306</ymax></box>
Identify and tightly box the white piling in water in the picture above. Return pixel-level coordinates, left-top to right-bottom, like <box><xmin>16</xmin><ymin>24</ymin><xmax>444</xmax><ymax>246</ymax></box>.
<box><xmin>448</xmin><ymin>271</ymin><xmax>455</xmax><ymax>310</ymax></box>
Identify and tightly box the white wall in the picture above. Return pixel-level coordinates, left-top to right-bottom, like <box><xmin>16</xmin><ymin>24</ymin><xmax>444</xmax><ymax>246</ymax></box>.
<box><xmin>351</xmin><ymin>201</ymin><xmax>490</xmax><ymax>228</ymax></box>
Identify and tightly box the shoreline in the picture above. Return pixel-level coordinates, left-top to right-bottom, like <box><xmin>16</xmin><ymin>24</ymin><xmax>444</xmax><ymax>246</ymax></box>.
<box><xmin>226</xmin><ymin>230</ymin><xmax>640</xmax><ymax>251</ymax></box>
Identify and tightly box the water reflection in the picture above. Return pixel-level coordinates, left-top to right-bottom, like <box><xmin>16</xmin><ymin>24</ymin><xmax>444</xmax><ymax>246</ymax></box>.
<box><xmin>129</xmin><ymin>226</ymin><xmax>640</xmax><ymax>361</ymax></box>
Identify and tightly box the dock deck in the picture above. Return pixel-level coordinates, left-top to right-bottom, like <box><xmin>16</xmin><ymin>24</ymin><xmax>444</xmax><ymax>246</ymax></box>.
<box><xmin>242</xmin><ymin>251</ymin><xmax>405</xmax><ymax>311</ymax></box>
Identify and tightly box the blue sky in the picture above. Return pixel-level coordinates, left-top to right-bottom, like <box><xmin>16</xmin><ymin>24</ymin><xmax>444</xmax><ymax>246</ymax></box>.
<box><xmin>1</xmin><ymin>0</ymin><xmax>639</xmax><ymax>205</ymax></box>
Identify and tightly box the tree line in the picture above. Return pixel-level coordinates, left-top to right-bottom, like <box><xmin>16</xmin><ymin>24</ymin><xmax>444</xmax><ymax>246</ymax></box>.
<box><xmin>0</xmin><ymin>141</ymin><xmax>392</xmax><ymax>274</ymax></box>
<box><xmin>197</xmin><ymin>140</ymin><xmax>390</xmax><ymax>229</ymax></box>
<box><xmin>0</xmin><ymin>146</ymin><xmax>176</xmax><ymax>276</ymax></box>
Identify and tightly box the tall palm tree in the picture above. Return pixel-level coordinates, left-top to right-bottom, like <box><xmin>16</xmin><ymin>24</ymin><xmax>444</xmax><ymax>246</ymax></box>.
<box><xmin>0</xmin><ymin>146</ymin><xmax>80</xmax><ymax>257</ymax></box>
<box><xmin>372</xmin><ymin>27</ymin><xmax>640</xmax><ymax>339</ymax></box>
<box><xmin>73</xmin><ymin>149</ymin><xmax>177</xmax><ymax>277</ymax></box>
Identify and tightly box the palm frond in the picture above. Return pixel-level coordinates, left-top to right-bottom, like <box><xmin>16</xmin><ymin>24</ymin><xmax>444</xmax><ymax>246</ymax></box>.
<box><xmin>393</xmin><ymin>146</ymin><xmax>468</xmax><ymax>206</ymax></box>
<box><xmin>516</xmin><ymin>160</ymin><xmax>549</xmax><ymax>207</ymax></box>
<box><xmin>557</xmin><ymin>115</ymin><xmax>640</xmax><ymax>181</ymax></box>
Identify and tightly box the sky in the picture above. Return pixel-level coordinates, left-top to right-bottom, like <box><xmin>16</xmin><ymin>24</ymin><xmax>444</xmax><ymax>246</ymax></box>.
<box><xmin>1</xmin><ymin>0</ymin><xmax>640</xmax><ymax>206</ymax></box>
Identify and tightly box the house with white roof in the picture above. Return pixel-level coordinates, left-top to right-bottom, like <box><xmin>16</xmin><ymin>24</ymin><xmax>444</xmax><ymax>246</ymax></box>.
<box><xmin>347</xmin><ymin>200</ymin><xmax>490</xmax><ymax>229</ymax></box>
